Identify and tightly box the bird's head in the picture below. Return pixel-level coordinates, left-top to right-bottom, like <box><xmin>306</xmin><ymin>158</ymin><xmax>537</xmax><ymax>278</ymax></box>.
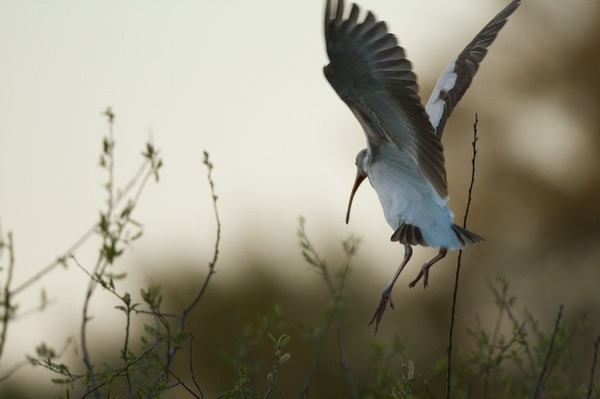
<box><xmin>346</xmin><ymin>149</ymin><xmax>369</xmax><ymax>224</ymax></box>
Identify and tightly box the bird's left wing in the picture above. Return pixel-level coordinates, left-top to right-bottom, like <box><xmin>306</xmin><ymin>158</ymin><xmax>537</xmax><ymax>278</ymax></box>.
<box><xmin>426</xmin><ymin>0</ymin><xmax>522</xmax><ymax>137</ymax></box>
<box><xmin>324</xmin><ymin>0</ymin><xmax>448</xmax><ymax>198</ymax></box>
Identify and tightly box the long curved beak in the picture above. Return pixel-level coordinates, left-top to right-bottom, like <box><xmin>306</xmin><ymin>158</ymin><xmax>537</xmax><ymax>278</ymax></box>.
<box><xmin>345</xmin><ymin>171</ymin><xmax>367</xmax><ymax>224</ymax></box>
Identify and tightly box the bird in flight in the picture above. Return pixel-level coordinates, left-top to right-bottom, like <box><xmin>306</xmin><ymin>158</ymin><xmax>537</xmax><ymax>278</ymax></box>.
<box><xmin>323</xmin><ymin>0</ymin><xmax>521</xmax><ymax>331</ymax></box>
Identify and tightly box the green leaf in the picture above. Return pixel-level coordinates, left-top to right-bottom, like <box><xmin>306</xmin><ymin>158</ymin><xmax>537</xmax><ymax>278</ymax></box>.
<box><xmin>278</xmin><ymin>334</ymin><xmax>291</xmax><ymax>348</ymax></box>
<box><xmin>279</xmin><ymin>353</ymin><xmax>291</xmax><ymax>365</ymax></box>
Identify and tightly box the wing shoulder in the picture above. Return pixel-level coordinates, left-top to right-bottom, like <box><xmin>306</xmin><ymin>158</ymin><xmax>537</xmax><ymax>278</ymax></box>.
<box><xmin>324</xmin><ymin>0</ymin><xmax>448</xmax><ymax>197</ymax></box>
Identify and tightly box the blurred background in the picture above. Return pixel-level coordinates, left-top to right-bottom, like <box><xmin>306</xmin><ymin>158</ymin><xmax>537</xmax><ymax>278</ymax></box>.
<box><xmin>1</xmin><ymin>0</ymin><xmax>599</xmax><ymax>397</ymax></box>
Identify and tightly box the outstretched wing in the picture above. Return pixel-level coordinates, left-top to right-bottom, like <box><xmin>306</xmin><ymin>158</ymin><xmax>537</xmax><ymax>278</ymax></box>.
<box><xmin>426</xmin><ymin>0</ymin><xmax>522</xmax><ymax>136</ymax></box>
<box><xmin>324</xmin><ymin>0</ymin><xmax>448</xmax><ymax>198</ymax></box>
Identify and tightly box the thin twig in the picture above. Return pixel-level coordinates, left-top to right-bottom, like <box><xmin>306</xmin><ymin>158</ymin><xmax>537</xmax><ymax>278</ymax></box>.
<box><xmin>189</xmin><ymin>334</ymin><xmax>204</xmax><ymax>398</ymax></box>
<box><xmin>0</xmin><ymin>219</ymin><xmax>5</xmax><ymax>260</ymax></box>
<box><xmin>532</xmin><ymin>304</ymin><xmax>563</xmax><ymax>399</ymax></box>
<box><xmin>335</xmin><ymin>242</ymin><xmax>359</xmax><ymax>399</ymax></box>
<box><xmin>166</xmin><ymin>151</ymin><xmax>221</xmax><ymax>371</ymax></box>
<box><xmin>81</xmin><ymin>338</ymin><xmax>163</xmax><ymax>399</ymax></box>
<box><xmin>0</xmin><ymin>360</ymin><xmax>29</xmax><ymax>382</ymax></box>
<box><xmin>263</xmin><ymin>348</ymin><xmax>280</xmax><ymax>399</ymax></box>
<box><xmin>298</xmin><ymin>328</ymin><xmax>327</xmax><ymax>399</ymax></box>
<box><xmin>164</xmin><ymin>368</ymin><xmax>202</xmax><ymax>399</ymax></box>
<box><xmin>586</xmin><ymin>334</ymin><xmax>600</xmax><ymax>399</ymax></box>
<box><xmin>104</xmin><ymin>107</ymin><xmax>115</xmax><ymax>214</ymax></box>
<box><xmin>297</xmin><ymin>222</ymin><xmax>359</xmax><ymax>399</ymax></box>
<box><xmin>336</xmin><ymin>317</ymin><xmax>359</xmax><ymax>399</ymax></box>
<box><xmin>70</xmin><ymin>249</ymin><xmax>148</xmax><ymax>395</ymax></box>
<box><xmin>16</xmin><ymin>227</ymin><xmax>99</xmax><ymax>297</ymax></box>
<box><xmin>11</xmin><ymin>226</ymin><xmax>91</xmax><ymax>297</ymax></box>
<box><xmin>446</xmin><ymin>114</ymin><xmax>479</xmax><ymax>399</ymax></box>
<box><xmin>81</xmin><ymin>258</ymin><xmax>104</xmax><ymax>398</ymax></box>
<box><xmin>122</xmin><ymin>298</ymin><xmax>134</xmax><ymax>397</ymax></box>
<box><xmin>488</xmin><ymin>279</ymin><xmax>538</xmax><ymax>378</ymax></box>
<box><xmin>81</xmin><ymin>112</ymin><xmax>160</xmax><ymax>399</ymax></box>
<box><xmin>11</xmin><ymin>160</ymin><xmax>151</xmax><ymax>297</ymax></box>
<box><xmin>178</xmin><ymin>151</ymin><xmax>221</xmax><ymax>325</ymax></box>
<box><xmin>12</xmin><ymin>115</ymin><xmax>152</xmax><ymax>298</ymax></box>
<box><xmin>482</xmin><ymin>276</ymin><xmax>509</xmax><ymax>396</ymax></box>
<box><xmin>0</xmin><ymin>233</ymin><xmax>15</xmax><ymax>369</ymax></box>
<box><xmin>483</xmin><ymin>302</ymin><xmax>505</xmax><ymax>396</ymax></box>
<box><xmin>134</xmin><ymin>308</ymin><xmax>179</xmax><ymax>319</ymax></box>
<box><xmin>82</xmin><ymin>111</ymin><xmax>118</xmax><ymax>389</ymax></box>
<box><xmin>462</xmin><ymin>114</ymin><xmax>479</xmax><ymax>229</ymax></box>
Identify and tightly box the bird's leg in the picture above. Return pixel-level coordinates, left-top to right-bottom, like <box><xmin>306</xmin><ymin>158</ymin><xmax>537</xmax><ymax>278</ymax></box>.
<box><xmin>369</xmin><ymin>243</ymin><xmax>413</xmax><ymax>333</ymax></box>
<box><xmin>408</xmin><ymin>248</ymin><xmax>448</xmax><ymax>288</ymax></box>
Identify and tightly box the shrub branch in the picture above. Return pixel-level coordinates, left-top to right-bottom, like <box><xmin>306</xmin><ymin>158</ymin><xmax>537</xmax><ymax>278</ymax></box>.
<box><xmin>0</xmin><ymin>232</ymin><xmax>15</xmax><ymax>369</ymax></box>
<box><xmin>533</xmin><ymin>305</ymin><xmax>564</xmax><ymax>399</ymax></box>
<box><xmin>165</xmin><ymin>150</ymin><xmax>222</xmax><ymax>376</ymax></box>
<box><xmin>446</xmin><ymin>113</ymin><xmax>479</xmax><ymax>399</ymax></box>
<box><xmin>297</xmin><ymin>218</ymin><xmax>360</xmax><ymax>399</ymax></box>
<box><xmin>586</xmin><ymin>334</ymin><xmax>600</xmax><ymax>399</ymax></box>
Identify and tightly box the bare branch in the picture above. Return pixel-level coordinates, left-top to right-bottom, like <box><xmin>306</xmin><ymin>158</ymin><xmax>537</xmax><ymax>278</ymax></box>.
<box><xmin>586</xmin><ymin>334</ymin><xmax>600</xmax><ymax>399</ymax></box>
<box><xmin>80</xmin><ymin>338</ymin><xmax>163</xmax><ymax>399</ymax></box>
<box><xmin>166</xmin><ymin>151</ymin><xmax>222</xmax><ymax>371</ymax></box>
<box><xmin>297</xmin><ymin>220</ymin><xmax>359</xmax><ymax>399</ymax></box>
<box><xmin>488</xmin><ymin>277</ymin><xmax>538</xmax><ymax>378</ymax></box>
<box><xmin>178</xmin><ymin>151</ymin><xmax>221</xmax><ymax>324</ymax></box>
<box><xmin>0</xmin><ymin>232</ymin><xmax>15</xmax><ymax>368</ymax></box>
<box><xmin>189</xmin><ymin>334</ymin><xmax>204</xmax><ymax>398</ymax></box>
<box><xmin>446</xmin><ymin>113</ymin><xmax>479</xmax><ymax>399</ymax></box>
<box><xmin>79</xmin><ymin>111</ymin><xmax>161</xmax><ymax>398</ymax></box>
<box><xmin>11</xmin><ymin>163</ymin><xmax>152</xmax><ymax>297</ymax></box>
<box><xmin>164</xmin><ymin>368</ymin><xmax>202</xmax><ymax>399</ymax></box>
<box><xmin>12</xmin><ymin>112</ymin><xmax>155</xmax><ymax>298</ymax></box>
<box><xmin>0</xmin><ymin>360</ymin><xmax>29</xmax><ymax>382</ymax></box>
<box><xmin>336</xmin><ymin>316</ymin><xmax>359</xmax><ymax>399</ymax></box>
<box><xmin>532</xmin><ymin>304</ymin><xmax>564</xmax><ymax>399</ymax></box>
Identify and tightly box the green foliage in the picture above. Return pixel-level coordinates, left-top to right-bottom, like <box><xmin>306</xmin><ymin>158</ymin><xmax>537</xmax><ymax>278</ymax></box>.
<box><xmin>366</xmin><ymin>334</ymin><xmax>416</xmax><ymax>399</ymax></box>
<box><xmin>221</xmin><ymin>304</ymin><xmax>290</xmax><ymax>397</ymax></box>
<box><xmin>141</xmin><ymin>284</ymin><xmax>163</xmax><ymax>311</ymax></box>
<box><xmin>224</xmin><ymin>367</ymin><xmax>259</xmax><ymax>399</ymax></box>
<box><xmin>453</xmin><ymin>273</ymin><xmax>595</xmax><ymax>399</ymax></box>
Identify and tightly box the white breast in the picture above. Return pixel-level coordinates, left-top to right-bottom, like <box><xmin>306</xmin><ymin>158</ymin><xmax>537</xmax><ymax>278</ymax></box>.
<box><xmin>365</xmin><ymin>145</ymin><xmax>460</xmax><ymax>249</ymax></box>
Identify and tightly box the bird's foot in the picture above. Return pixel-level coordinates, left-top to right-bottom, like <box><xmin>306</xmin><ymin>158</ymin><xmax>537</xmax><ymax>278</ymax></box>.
<box><xmin>408</xmin><ymin>263</ymin><xmax>430</xmax><ymax>288</ymax></box>
<box><xmin>409</xmin><ymin>248</ymin><xmax>446</xmax><ymax>288</ymax></box>
<box><xmin>369</xmin><ymin>288</ymin><xmax>394</xmax><ymax>334</ymax></box>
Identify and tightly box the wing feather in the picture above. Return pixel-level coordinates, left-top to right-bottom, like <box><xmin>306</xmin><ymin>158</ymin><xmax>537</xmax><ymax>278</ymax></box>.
<box><xmin>324</xmin><ymin>0</ymin><xmax>448</xmax><ymax>198</ymax></box>
<box><xmin>426</xmin><ymin>0</ymin><xmax>521</xmax><ymax>136</ymax></box>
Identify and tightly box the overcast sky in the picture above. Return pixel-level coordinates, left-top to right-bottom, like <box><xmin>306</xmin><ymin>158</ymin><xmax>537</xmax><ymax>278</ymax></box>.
<box><xmin>1</xmin><ymin>0</ymin><xmax>594</xmax><ymax>382</ymax></box>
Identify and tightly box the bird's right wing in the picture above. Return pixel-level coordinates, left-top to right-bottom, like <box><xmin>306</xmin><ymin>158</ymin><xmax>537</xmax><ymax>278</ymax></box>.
<box><xmin>426</xmin><ymin>0</ymin><xmax>522</xmax><ymax>137</ymax></box>
<box><xmin>324</xmin><ymin>0</ymin><xmax>448</xmax><ymax>198</ymax></box>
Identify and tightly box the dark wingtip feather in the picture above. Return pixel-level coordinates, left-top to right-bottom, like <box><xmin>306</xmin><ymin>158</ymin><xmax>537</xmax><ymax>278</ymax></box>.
<box><xmin>391</xmin><ymin>223</ymin><xmax>428</xmax><ymax>246</ymax></box>
<box><xmin>451</xmin><ymin>224</ymin><xmax>484</xmax><ymax>246</ymax></box>
<box><xmin>432</xmin><ymin>0</ymin><xmax>522</xmax><ymax>137</ymax></box>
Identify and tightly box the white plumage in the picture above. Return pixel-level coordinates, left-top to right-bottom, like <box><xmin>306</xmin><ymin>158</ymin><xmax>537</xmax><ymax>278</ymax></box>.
<box><xmin>426</xmin><ymin>61</ymin><xmax>457</xmax><ymax>130</ymax></box>
<box><xmin>362</xmin><ymin>145</ymin><xmax>461</xmax><ymax>250</ymax></box>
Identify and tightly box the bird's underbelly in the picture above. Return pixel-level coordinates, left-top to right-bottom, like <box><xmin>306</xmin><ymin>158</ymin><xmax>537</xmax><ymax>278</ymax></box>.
<box><xmin>368</xmin><ymin>158</ymin><xmax>458</xmax><ymax>248</ymax></box>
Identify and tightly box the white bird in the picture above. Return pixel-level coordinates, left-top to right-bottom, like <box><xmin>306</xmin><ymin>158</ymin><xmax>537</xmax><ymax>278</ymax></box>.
<box><xmin>323</xmin><ymin>0</ymin><xmax>521</xmax><ymax>330</ymax></box>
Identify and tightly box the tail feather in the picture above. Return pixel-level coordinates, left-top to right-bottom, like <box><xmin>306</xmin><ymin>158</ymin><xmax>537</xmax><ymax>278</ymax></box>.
<box><xmin>391</xmin><ymin>222</ymin><xmax>484</xmax><ymax>249</ymax></box>
<box><xmin>390</xmin><ymin>223</ymin><xmax>427</xmax><ymax>246</ymax></box>
<box><xmin>451</xmin><ymin>224</ymin><xmax>484</xmax><ymax>246</ymax></box>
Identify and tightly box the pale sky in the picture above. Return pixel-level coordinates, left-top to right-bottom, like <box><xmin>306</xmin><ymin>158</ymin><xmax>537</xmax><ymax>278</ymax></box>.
<box><xmin>0</xmin><ymin>0</ymin><xmax>594</xmax><ymax>387</ymax></box>
<box><xmin>0</xmin><ymin>0</ymin><xmax>532</xmax><ymax>272</ymax></box>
